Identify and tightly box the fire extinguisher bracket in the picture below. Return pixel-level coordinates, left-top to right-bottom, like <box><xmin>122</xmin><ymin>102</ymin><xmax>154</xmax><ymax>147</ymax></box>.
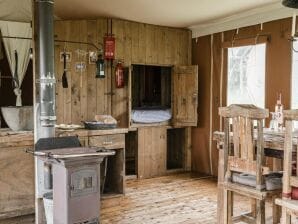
<box><xmin>104</xmin><ymin>35</ymin><xmax>115</xmax><ymax>60</ymax></box>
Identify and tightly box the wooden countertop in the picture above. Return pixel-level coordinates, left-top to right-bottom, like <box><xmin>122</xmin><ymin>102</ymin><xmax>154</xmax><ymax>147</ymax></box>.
<box><xmin>0</xmin><ymin>128</ymin><xmax>129</xmax><ymax>146</ymax></box>
<box><xmin>57</xmin><ymin>128</ymin><xmax>129</xmax><ymax>137</ymax></box>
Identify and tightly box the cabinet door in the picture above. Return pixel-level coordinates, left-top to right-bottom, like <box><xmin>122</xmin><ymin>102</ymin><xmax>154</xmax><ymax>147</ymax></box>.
<box><xmin>137</xmin><ymin>127</ymin><xmax>167</xmax><ymax>179</ymax></box>
<box><xmin>172</xmin><ymin>65</ymin><xmax>198</xmax><ymax>127</ymax></box>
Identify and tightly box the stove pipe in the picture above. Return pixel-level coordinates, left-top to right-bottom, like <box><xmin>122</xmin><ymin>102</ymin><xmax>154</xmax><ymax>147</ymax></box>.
<box><xmin>34</xmin><ymin>0</ymin><xmax>56</xmax><ymax>194</ymax></box>
<box><xmin>35</xmin><ymin>0</ymin><xmax>56</xmax><ymax>137</ymax></box>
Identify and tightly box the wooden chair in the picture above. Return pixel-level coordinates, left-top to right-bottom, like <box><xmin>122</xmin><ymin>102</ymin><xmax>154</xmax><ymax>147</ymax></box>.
<box><xmin>276</xmin><ymin>109</ymin><xmax>298</xmax><ymax>223</ymax></box>
<box><xmin>219</xmin><ymin>104</ymin><xmax>281</xmax><ymax>224</ymax></box>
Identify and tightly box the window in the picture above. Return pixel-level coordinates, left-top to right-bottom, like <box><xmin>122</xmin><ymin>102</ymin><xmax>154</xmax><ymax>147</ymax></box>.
<box><xmin>227</xmin><ymin>43</ymin><xmax>266</xmax><ymax>108</ymax></box>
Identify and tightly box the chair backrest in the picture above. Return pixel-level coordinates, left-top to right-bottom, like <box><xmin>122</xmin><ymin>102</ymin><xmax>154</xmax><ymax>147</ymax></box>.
<box><xmin>282</xmin><ymin>109</ymin><xmax>298</xmax><ymax>198</ymax></box>
<box><xmin>219</xmin><ymin>104</ymin><xmax>269</xmax><ymax>189</ymax></box>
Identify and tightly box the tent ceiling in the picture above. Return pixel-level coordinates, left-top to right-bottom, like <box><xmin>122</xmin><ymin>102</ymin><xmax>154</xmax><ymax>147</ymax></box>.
<box><xmin>54</xmin><ymin>0</ymin><xmax>278</xmax><ymax>27</ymax></box>
<box><xmin>0</xmin><ymin>0</ymin><xmax>296</xmax><ymax>37</ymax></box>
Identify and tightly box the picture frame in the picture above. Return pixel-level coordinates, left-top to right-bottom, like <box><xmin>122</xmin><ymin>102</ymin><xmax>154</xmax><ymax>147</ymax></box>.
<box><xmin>75</xmin><ymin>62</ymin><xmax>86</xmax><ymax>72</ymax></box>
<box><xmin>89</xmin><ymin>51</ymin><xmax>98</xmax><ymax>64</ymax></box>
<box><xmin>60</xmin><ymin>52</ymin><xmax>72</xmax><ymax>62</ymax></box>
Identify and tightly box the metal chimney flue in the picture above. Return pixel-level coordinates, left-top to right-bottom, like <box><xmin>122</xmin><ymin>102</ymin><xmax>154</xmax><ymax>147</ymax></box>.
<box><xmin>33</xmin><ymin>0</ymin><xmax>56</xmax><ymax>222</ymax></box>
<box><xmin>35</xmin><ymin>0</ymin><xmax>56</xmax><ymax>132</ymax></box>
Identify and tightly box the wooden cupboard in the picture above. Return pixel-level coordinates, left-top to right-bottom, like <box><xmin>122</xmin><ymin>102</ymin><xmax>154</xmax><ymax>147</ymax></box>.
<box><xmin>125</xmin><ymin>127</ymin><xmax>192</xmax><ymax>179</ymax></box>
<box><xmin>137</xmin><ymin>127</ymin><xmax>167</xmax><ymax>179</ymax></box>
<box><xmin>128</xmin><ymin>64</ymin><xmax>198</xmax><ymax>127</ymax></box>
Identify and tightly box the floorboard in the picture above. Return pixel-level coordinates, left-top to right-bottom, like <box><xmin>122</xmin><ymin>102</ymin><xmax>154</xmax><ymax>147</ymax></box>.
<box><xmin>101</xmin><ymin>173</ymin><xmax>249</xmax><ymax>224</ymax></box>
<box><xmin>0</xmin><ymin>172</ymin><xmax>287</xmax><ymax>223</ymax></box>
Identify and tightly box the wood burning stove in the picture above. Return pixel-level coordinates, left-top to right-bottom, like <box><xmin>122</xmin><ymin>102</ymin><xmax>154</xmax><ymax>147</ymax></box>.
<box><xmin>29</xmin><ymin>136</ymin><xmax>115</xmax><ymax>224</ymax></box>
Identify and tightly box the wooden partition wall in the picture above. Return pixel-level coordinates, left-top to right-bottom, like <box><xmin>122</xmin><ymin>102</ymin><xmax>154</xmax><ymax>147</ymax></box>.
<box><xmin>54</xmin><ymin>19</ymin><xmax>191</xmax><ymax>127</ymax></box>
<box><xmin>192</xmin><ymin>18</ymin><xmax>292</xmax><ymax>175</ymax></box>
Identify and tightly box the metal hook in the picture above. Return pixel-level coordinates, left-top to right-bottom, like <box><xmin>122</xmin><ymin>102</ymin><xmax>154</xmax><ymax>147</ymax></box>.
<box><xmin>231</xmin><ymin>28</ymin><xmax>239</xmax><ymax>47</ymax></box>
<box><xmin>255</xmin><ymin>23</ymin><xmax>263</xmax><ymax>45</ymax></box>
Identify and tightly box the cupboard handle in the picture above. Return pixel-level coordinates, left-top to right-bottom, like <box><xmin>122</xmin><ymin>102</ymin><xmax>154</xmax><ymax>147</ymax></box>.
<box><xmin>103</xmin><ymin>141</ymin><xmax>113</xmax><ymax>145</ymax></box>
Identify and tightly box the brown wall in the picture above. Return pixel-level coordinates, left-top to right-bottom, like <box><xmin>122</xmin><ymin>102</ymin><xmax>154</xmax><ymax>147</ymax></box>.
<box><xmin>192</xmin><ymin>17</ymin><xmax>292</xmax><ymax>175</ymax></box>
<box><xmin>54</xmin><ymin>19</ymin><xmax>191</xmax><ymax>126</ymax></box>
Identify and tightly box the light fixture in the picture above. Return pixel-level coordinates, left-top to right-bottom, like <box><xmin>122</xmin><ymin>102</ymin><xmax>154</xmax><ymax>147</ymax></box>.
<box><xmin>282</xmin><ymin>0</ymin><xmax>298</xmax><ymax>8</ymax></box>
<box><xmin>95</xmin><ymin>50</ymin><xmax>105</xmax><ymax>78</ymax></box>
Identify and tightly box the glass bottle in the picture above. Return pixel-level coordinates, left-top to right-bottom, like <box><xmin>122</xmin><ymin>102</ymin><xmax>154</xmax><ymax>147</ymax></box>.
<box><xmin>275</xmin><ymin>93</ymin><xmax>284</xmax><ymax>130</ymax></box>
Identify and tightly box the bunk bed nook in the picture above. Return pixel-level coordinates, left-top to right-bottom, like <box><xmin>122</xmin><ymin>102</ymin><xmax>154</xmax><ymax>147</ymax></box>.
<box><xmin>130</xmin><ymin>64</ymin><xmax>172</xmax><ymax>126</ymax></box>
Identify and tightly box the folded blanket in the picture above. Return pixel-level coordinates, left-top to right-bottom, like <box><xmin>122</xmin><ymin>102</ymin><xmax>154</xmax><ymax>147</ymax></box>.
<box><xmin>131</xmin><ymin>109</ymin><xmax>172</xmax><ymax>123</ymax></box>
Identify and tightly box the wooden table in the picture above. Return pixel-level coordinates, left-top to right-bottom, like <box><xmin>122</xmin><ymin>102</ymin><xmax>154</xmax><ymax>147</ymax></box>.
<box><xmin>213</xmin><ymin>128</ymin><xmax>298</xmax><ymax>224</ymax></box>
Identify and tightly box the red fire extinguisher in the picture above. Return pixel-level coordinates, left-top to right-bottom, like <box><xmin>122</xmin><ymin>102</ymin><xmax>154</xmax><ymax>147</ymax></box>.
<box><xmin>115</xmin><ymin>61</ymin><xmax>124</xmax><ymax>88</ymax></box>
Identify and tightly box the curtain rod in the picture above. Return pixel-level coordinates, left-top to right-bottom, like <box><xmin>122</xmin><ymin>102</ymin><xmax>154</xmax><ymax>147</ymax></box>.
<box><xmin>1</xmin><ymin>35</ymin><xmax>102</xmax><ymax>50</ymax></box>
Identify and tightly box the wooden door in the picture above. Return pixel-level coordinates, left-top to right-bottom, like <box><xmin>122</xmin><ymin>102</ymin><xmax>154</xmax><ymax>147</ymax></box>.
<box><xmin>137</xmin><ymin>127</ymin><xmax>167</xmax><ymax>179</ymax></box>
<box><xmin>172</xmin><ymin>65</ymin><xmax>198</xmax><ymax>127</ymax></box>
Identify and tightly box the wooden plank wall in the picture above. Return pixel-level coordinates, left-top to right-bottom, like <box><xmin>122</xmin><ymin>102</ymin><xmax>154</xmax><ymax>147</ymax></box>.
<box><xmin>0</xmin><ymin>143</ymin><xmax>34</xmax><ymax>219</ymax></box>
<box><xmin>192</xmin><ymin>17</ymin><xmax>292</xmax><ymax>175</ymax></box>
<box><xmin>54</xmin><ymin>19</ymin><xmax>191</xmax><ymax>127</ymax></box>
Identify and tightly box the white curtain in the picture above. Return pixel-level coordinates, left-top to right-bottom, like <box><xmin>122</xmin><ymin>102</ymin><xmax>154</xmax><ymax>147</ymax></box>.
<box><xmin>0</xmin><ymin>21</ymin><xmax>32</xmax><ymax>106</ymax></box>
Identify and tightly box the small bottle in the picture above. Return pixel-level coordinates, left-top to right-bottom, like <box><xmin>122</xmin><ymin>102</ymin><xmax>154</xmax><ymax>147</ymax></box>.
<box><xmin>275</xmin><ymin>93</ymin><xmax>284</xmax><ymax>130</ymax></box>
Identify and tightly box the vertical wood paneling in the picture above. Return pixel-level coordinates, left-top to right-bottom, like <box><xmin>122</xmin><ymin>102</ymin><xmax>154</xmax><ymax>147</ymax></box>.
<box><xmin>112</xmin><ymin>19</ymin><xmax>128</xmax><ymax>127</ymax></box>
<box><xmin>138</xmin><ymin>23</ymin><xmax>146</xmax><ymax>64</ymax></box>
<box><xmin>79</xmin><ymin>20</ymin><xmax>88</xmax><ymax>122</ymax></box>
<box><xmin>54</xmin><ymin>20</ymin><xmax>65</xmax><ymax>124</ymax></box>
<box><xmin>70</xmin><ymin>21</ymin><xmax>83</xmax><ymax>124</ymax></box>
<box><xmin>123</xmin><ymin>21</ymin><xmax>132</xmax><ymax>66</ymax></box>
<box><xmin>157</xmin><ymin>28</ymin><xmax>166</xmax><ymax>65</ymax></box>
<box><xmin>86</xmin><ymin>20</ymin><xmax>98</xmax><ymax>120</ymax></box>
<box><xmin>96</xmin><ymin>19</ymin><xmax>109</xmax><ymax>116</ymax></box>
<box><xmin>54</xmin><ymin>19</ymin><xmax>191</xmax><ymax>125</ymax></box>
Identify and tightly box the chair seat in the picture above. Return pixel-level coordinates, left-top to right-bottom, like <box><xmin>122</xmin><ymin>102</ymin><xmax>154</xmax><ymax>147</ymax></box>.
<box><xmin>276</xmin><ymin>198</ymin><xmax>298</xmax><ymax>212</ymax></box>
<box><xmin>223</xmin><ymin>182</ymin><xmax>281</xmax><ymax>200</ymax></box>
<box><xmin>232</xmin><ymin>172</ymin><xmax>282</xmax><ymax>191</ymax></box>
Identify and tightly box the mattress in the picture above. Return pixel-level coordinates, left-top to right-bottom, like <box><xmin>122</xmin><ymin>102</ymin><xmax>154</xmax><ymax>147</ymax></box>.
<box><xmin>131</xmin><ymin>108</ymin><xmax>172</xmax><ymax>123</ymax></box>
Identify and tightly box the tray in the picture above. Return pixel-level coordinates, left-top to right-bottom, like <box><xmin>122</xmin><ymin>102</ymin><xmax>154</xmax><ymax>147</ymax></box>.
<box><xmin>83</xmin><ymin>121</ymin><xmax>117</xmax><ymax>130</ymax></box>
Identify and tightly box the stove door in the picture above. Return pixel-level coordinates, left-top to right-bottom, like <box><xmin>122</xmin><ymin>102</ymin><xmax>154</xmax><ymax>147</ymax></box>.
<box><xmin>70</xmin><ymin>168</ymin><xmax>98</xmax><ymax>197</ymax></box>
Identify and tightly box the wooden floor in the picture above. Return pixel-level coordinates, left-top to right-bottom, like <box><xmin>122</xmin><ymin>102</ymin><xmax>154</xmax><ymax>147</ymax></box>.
<box><xmin>101</xmin><ymin>173</ymin><xmax>244</xmax><ymax>224</ymax></box>
<box><xmin>1</xmin><ymin>172</ymin><xmax>285</xmax><ymax>224</ymax></box>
